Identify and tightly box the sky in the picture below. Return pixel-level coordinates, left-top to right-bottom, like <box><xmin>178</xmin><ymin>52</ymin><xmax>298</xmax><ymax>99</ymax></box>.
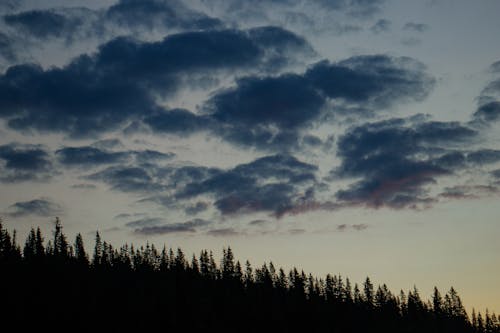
<box><xmin>0</xmin><ymin>0</ymin><xmax>499</xmax><ymax>314</ymax></box>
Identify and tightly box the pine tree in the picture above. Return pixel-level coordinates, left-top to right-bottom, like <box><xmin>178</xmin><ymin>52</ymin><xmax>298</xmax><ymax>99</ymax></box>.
<box><xmin>92</xmin><ymin>231</ymin><xmax>102</xmax><ymax>267</ymax></box>
<box><xmin>74</xmin><ymin>233</ymin><xmax>88</xmax><ymax>266</ymax></box>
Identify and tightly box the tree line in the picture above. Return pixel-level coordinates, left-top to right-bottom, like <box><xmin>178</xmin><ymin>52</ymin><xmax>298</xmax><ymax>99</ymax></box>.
<box><xmin>0</xmin><ymin>218</ymin><xmax>498</xmax><ymax>333</ymax></box>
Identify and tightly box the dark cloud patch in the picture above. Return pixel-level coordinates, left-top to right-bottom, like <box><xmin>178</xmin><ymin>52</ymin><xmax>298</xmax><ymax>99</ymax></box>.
<box><xmin>6</xmin><ymin>198</ymin><xmax>62</xmax><ymax>218</ymax></box>
<box><xmin>71</xmin><ymin>183</ymin><xmax>97</xmax><ymax>190</ymax></box>
<box><xmin>0</xmin><ymin>27</ymin><xmax>312</xmax><ymax>138</ymax></box>
<box><xmin>133</xmin><ymin>218</ymin><xmax>212</xmax><ymax>235</ymax></box>
<box><xmin>4</xmin><ymin>9</ymin><xmax>83</xmax><ymax>39</ymax></box>
<box><xmin>0</xmin><ymin>143</ymin><xmax>55</xmax><ymax>182</ymax></box>
<box><xmin>143</xmin><ymin>109</ymin><xmax>211</xmax><ymax>136</ymax></box>
<box><xmin>176</xmin><ymin>154</ymin><xmax>318</xmax><ymax>216</ymax></box>
<box><xmin>198</xmin><ymin>0</ymin><xmax>385</xmax><ymax>21</ymax></box>
<box><xmin>370</xmin><ymin>19</ymin><xmax>391</xmax><ymax>34</ymax></box>
<box><xmin>352</xmin><ymin>223</ymin><xmax>368</xmax><ymax>231</ymax></box>
<box><xmin>403</xmin><ymin>22</ymin><xmax>429</xmax><ymax>33</ymax></box>
<box><xmin>56</xmin><ymin>146</ymin><xmax>129</xmax><ymax>167</ymax></box>
<box><xmin>106</xmin><ymin>0</ymin><xmax>222</xmax><ymax>31</ymax></box>
<box><xmin>472</xmin><ymin>101</ymin><xmax>500</xmax><ymax>125</ymax></box>
<box><xmin>306</xmin><ymin>55</ymin><xmax>434</xmax><ymax>109</ymax></box>
<box><xmin>466</xmin><ymin>149</ymin><xmax>500</xmax><ymax>165</ymax></box>
<box><xmin>86</xmin><ymin>165</ymin><xmax>166</xmax><ymax>193</ymax></box>
<box><xmin>491</xmin><ymin>169</ymin><xmax>500</xmax><ymax>179</ymax></box>
<box><xmin>206</xmin><ymin>74</ymin><xmax>323</xmax><ymax>150</ymax></box>
<box><xmin>334</xmin><ymin>117</ymin><xmax>477</xmax><ymax>208</ymax></box>
<box><xmin>206</xmin><ymin>228</ymin><xmax>241</xmax><ymax>237</ymax></box>
<box><xmin>439</xmin><ymin>185</ymin><xmax>499</xmax><ymax>200</ymax></box>
<box><xmin>193</xmin><ymin>54</ymin><xmax>433</xmax><ymax>151</ymax></box>
<box><xmin>335</xmin><ymin>223</ymin><xmax>369</xmax><ymax>231</ymax></box>
<box><xmin>184</xmin><ymin>201</ymin><xmax>209</xmax><ymax>215</ymax></box>
<box><xmin>125</xmin><ymin>217</ymin><xmax>164</xmax><ymax>228</ymax></box>
<box><xmin>3</xmin><ymin>1</ymin><xmax>219</xmax><ymax>43</ymax></box>
<box><xmin>0</xmin><ymin>33</ymin><xmax>16</xmax><ymax>63</ymax></box>
<box><xmin>133</xmin><ymin>149</ymin><xmax>175</xmax><ymax>162</ymax></box>
<box><xmin>91</xmin><ymin>139</ymin><xmax>124</xmax><ymax>150</ymax></box>
<box><xmin>248</xmin><ymin>219</ymin><xmax>270</xmax><ymax>226</ymax></box>
<box><xmin>491</xmin><ymin>61</ymin><xmax>500</xmax><ymax>73</ymax></box>
<box><xmin>55</xmin><ymin>145</ymin><xmax>174</xmax><ymax>168</ymax></box>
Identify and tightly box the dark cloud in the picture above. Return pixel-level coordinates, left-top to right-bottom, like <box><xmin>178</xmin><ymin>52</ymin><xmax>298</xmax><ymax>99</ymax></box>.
<box><xmin>206</xmin><ymin>228</ymin><xmax>241</xmax><ymax>237</ymax></box>
<box><xmin>6</xmin><ymin>198</ymin><xmax>63</xmax><ymax>218</ymax></box>
<box><xmin>439</xmin><ymin>185</ymin><xmax>499</xmax><ymax>200</ymax></box>
<box><xmin>177</xmin><ymin>154</ymin><xmax>318</xmax><ymax>216</ymax></box>
<box><xmin>352</xmin><ymin>223</ymin><xmax>368</xmax><ymax>231</ymax></box>
<box><xmin>472</xmin><ymin>101</ymin><xmax>500</xmax><ymax>125</ymax></box>
<box><xmin>56</xmin><ymin>146</ymin><xmax>129</xmax><ymax>167</ymax></box>
<box><xmin>0</xmin><ymin>27</ymin><xmax>312</xmax><ymax>138</ymax></box>
<box><xmin>133</xmin><ymin>218</ymin><xmax>212</xmax><ymax>235</ymax></box>
<box><xmin>466</xmin><ymin>149</ymin><xmax>500</xmax><ymax>165</ymax></box>
<box><xmin>86</xmin><ymin>165</ymin><xmax>166</xmax><ymax>193</ymax></box>
<box><xmin>4</xmin><ymin>9</ymin><xmax>84</xmax><ymax>39</ymax></box>
<box><xmin>125</xmin><ymin>217</ymin><xmax>164</xmax><ymax>228</ymax></box>
<box><xmin>0</xmin><ymin>33</ymin><xmax>17</xmax><ymax>63</ymax></box>
<box><xmin>370</xmin><ymin>19</ymin><xmax>391</xmax><ymax>34</ymax></box>
<box><xmin>337</xmin><ymin>223</ymin><xmax>369</xmax><ymax>232</ymax></box>
<box><xmin>403</xmin><ymin>22</ymin><xmax>429</xmax><ymax>33</ymax></box>
<box><xmin>106</xmin><ymin>0</ymin><xmax>222</xmax><ymax>31</ymax></box>
<box><xmin>196</xmin><ymin>0</ymin><xmax>385</xmax><ymax>21</ymax></box>
<box><xmin>143</xmin><ymin>109</ymin><xmax>211</xmax><ymax>136</ymax></box>
<box><xmin>0</xmin><ymin>143</ymin><xmax>55</xmax><ymax>182</ymax></box>
<box><xmin>71</xmin><ymin>183</ymin><xmax>97</xmax><ymax>190</ymax></box>
<box><xmin>306</xmin><ymin>55</ymin><xmax>434</xmax><ymax>109</ymax></box>
<box><xmin>3</xmin><ymin>1</ymin><xmax>219</xmax><ymax>43</ymax></box>
<box><xmin>184</xmin><ymin>201</ymin><xmax>209</xmax><ymax>215</ymax></box>
<box><xmin>491</xmin><ymin>61</ymin><xmax>500</xmax><ymax>73</ymax></box>
<box><xmin>173</xmin><ymin>54</ymin><xmax>434</xmax><ymax>151</ymax></box>
<box><xmin>56</xmin><ymin>145</ymin><xmax>173</xmax><ymax>168</ymax></box>
<box><xmin>91</xmin><ymin>139</ymin><xmax>124</xmax><ymax>150</ymax></box>
<box><xmin>206</xmin><ymin>74</ymin><xmax>323</xmax><ymax>150</ymax></box>
<box><xmin>333</xmin><ymin>117</ymin><xmax>477</xmax><ymax>208</ymax></box>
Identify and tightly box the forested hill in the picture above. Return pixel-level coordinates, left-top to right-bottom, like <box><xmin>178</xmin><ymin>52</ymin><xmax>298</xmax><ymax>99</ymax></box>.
<box><xmin>0</xmin><ymin>220</ymin><xmax>498</xmax><ymax>333</ymax></box>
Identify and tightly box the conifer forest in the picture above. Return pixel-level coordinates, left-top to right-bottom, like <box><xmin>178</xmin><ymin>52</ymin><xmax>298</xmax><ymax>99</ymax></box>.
<box><xmin>0</xmin><ymin>219</ymin><xmax>498</xmax><ymax>333</ymax></box>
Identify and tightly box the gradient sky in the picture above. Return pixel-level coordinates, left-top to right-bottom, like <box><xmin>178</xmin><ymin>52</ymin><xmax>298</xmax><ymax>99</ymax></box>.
<box><xmin>0</xmin><ymin>0</ymin><xmax>499</xmax><ymax>314</ymax></box>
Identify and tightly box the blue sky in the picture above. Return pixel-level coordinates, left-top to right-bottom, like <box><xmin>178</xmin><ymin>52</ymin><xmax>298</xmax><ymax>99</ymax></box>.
<box><xmin>0</xmin><ymin>0</ymin><xmax>499</xmax><ymax>313</ymax></box>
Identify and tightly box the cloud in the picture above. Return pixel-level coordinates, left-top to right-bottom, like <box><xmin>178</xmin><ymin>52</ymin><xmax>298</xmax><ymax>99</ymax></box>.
<box><xmin>370</xmin><ymin>19</ymin><xmax>391</xmax><ymax>34</ymax></box>
<box><xmin>5</xmin><ymin>198</ymin><xmax>63</xmax><ymax>218</ymax></box>
<box><xmin>0</xmin><ymin>27</ymin><xmax>312</xmax><ymax>138</ymax></box>
<box><xmin>147</xmin><ymin>54</ymin><xmax>432</xmax><ymax>151</ymax></box>
<box><xmin>176</xmin><ymin>154</ymin><xmax>318</xmax><ymax>216</ymax></box>
<box><xmin>105</xmin><ymin>0</ymin><xmax>222</xmax><ymax>32</ymax></box>
<box><xmin>472</xmin><ymin>102</ymin><xmax>500</xmax><ymax>125</ymax></box>
<box><xmin>4</xmin><ymin>9</ymin><xmax>88</xmax><ymax>40</ymax></box>
<box><xmin>0</xmin><ymin>33</ymin><xmax>17</xmax><ymax>63</ymax></box>
<box><xmin>86</xmin><ymin>165</ymin><xmax>166</xmax><ymax>193</ymax></box>
<box><xmin>133</xmin><ymin>218</ymin><xmax>212</xmax><ymax>235</ymax></box>
<box><xmin>56</xmin><ymin>145</ymin><xmax>174</xmax><ymax>168</ymax></box>
<box><xmin>125</xmin><ymin>217</ymin><xmax>165</xmax><ymax>228</ymax></box>
<box><xmin>56</xmin><ymin>146</ymin><xmax>129</xmax><ymax>167</ymax></box>
<box><xmin>333</xmin><ymin>116</ymin><xmax>477</xmax><ymax>208</ymax></box>
<box><xmin>206</xmin><ymin>228</ymin><xmax>241</xmax><ymax>237</ymax></box>
<box><xmin>0</xmin><ymin>143</ymin><xmax>56</xmax><ymax>182</ymax></box>
<box><xmin>466</xmin><ymin>149</ymin><xmax>500</xmax><ymax>165</ymax></box>
<box><xmin>403</xmin><ymin>22</ymin><xmax>429</xmax><ymax>33</ymax></box>
<box><xmin>3</xmin><ymin>1</ymin><xmax>220</xmax><ymax>43</ymax></box>
<box><xmin>439</xmin><ymin>185</ymin><xmax>499</xmax><ymax>200</ymax></box>
<box><xmin>71</xmin><ymin>183</ymin><xmax>97</xmax><ymax>189</ymax></box>
<box><xmin>336</xmin><ymin>223</ymin><xmax>369</xmax><ymax>231</ymax></box>
<box><xmin>306</xmin><ymin>55</ymin><xmax>434</xmax><ymax>109</ymax></box>
<box><xmin>184</xmin><ymin>201</ymin><xmax>209</xmax><ymax>215</ymax></box>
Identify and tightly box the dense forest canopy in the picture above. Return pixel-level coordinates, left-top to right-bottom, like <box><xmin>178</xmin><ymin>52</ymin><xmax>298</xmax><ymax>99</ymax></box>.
<box><xmin>0</xmin><ymin>218</ymin><xmax>498</xmax><ymax>333</ymax></box>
